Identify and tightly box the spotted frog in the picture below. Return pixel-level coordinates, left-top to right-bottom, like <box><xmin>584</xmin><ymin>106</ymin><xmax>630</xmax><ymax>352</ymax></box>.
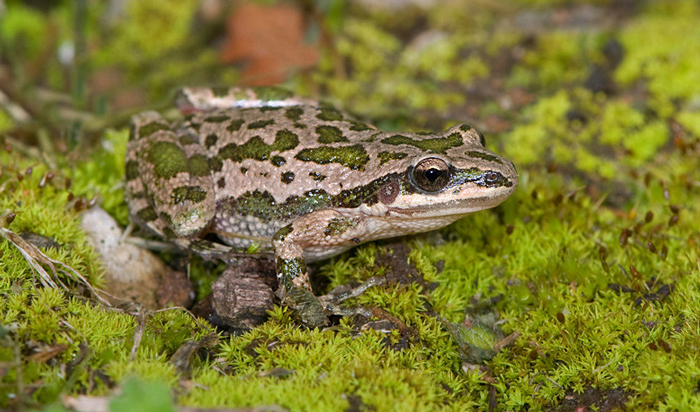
<box><xmin>125</xmin><ymin>87</ymin><xmax>518</xmax><ymax>327</ymax></box>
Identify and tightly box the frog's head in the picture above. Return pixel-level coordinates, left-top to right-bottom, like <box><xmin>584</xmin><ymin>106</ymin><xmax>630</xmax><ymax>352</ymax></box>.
<box><xmin>376</xmin><ymin>123</ymin><xmax>518</xmax><ymax>219</ymax></box>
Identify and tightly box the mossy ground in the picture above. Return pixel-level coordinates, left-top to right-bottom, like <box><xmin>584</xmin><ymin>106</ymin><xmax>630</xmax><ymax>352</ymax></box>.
<box><xmin>1</xmin><ymin>0</ymin><xmax>699</xmax><ymax>411</ymax></box>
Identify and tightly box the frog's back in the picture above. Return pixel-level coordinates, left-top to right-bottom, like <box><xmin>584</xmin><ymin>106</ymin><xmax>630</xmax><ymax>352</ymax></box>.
<box><xmin>182</xmin><ymin>104</ymin><xmax>385</xmax><ymax>245</ymax></box>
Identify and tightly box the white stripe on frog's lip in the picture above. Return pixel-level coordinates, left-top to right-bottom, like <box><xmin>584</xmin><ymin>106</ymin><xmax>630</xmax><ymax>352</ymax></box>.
<box><xmin>385</xmin><ymin>185</ymin><xmax>517</xmax><ymax>217</ymax></box>
<box><xmin>346</xmin><ymin>182</ymin><xmax>516</xmax><ymax>222</ymax></box>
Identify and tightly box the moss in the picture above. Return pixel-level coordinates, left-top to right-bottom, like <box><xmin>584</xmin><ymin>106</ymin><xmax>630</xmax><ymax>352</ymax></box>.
<box><xmin>0</xmin><ymin>6</ymin><xmax>51</xmax><ymax>60</ymax></box>
<box><xmin>72</xmin><ymin>129</ymin><xmax>130</xmax><ymax>226</ymax></box>
<box><xmin>95</xmin><ymin>0</ymin><xmax>199</xmax><ymax>69</ymax></box>
<box><xmin>615</xmin><ymin>1</ymin><xmax>700</xmax><ymax>112</ymax></box>
<box><xmin>314</xmin><ymin>17</ymin><xmax>470</xmax><ymax>119</ymax></box>
<box><xmin>0</xmin><ymin>110</ymin><xmax>13</xmax><ymax>132</ymax></box>
<box><xmin>676</xmin><ymin>110</ymin><xmax>700</xmax><ymax>137</ymax></box>
<box><xmin>0</xmin><ymin>141</ymin><xmax>210</xmax><ymax>408</ymax></box>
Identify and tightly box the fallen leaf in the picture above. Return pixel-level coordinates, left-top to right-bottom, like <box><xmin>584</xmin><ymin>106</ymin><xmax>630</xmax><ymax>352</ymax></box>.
<box><xmin>220</xmin><ymin>2</ymin><xmax>319</xmax><ymax>85</ymax></box>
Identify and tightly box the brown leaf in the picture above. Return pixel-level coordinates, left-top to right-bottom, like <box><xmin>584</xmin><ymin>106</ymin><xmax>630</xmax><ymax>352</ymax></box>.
<box><xmin>220</xmin><ymin>3</ymin><xmax>319</xmax><ymax>85</ymax></box>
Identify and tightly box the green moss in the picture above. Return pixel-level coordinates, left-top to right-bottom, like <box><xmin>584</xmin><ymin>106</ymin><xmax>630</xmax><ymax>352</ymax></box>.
<box><xmin>72</xmin><ymin>129</ymin><xmax>130</xmax><ymax>226</ymax></box>
<box><xmin>676</xmin><ymin>110</ymin><xmax>700</xmax><ymax>137</ymax></box>
<box><xmin>0</xmin><ymin>6</ymin><xmax>50</xmax><ymax>60</ymax></box>
<box><xmin>95</xmin><ymin>0</ymin><xmax>199</xmax><ymax>68</ymax></box>
<box><xmin>314</xmin><ymin>18</ymin><xmax>468</xmax><ymax>118</ymax></box>
<box><xmin>0</xmin><ymin>110</ymin><xmax>13</xmax><ymax>132</ymax></box>
<box><xmin>503</xmin><ymin>90</ymin><xmax>571</xmax><ymax>164</ymax></box>
<box><xmin>514</xmin><ymin>31</ymin><xmax>605</xmax><ymax>89</ymax></box>
<box><xmin>615</xmin><ymin>1</ymin><xmax>700</xmax><ymax>113</ymax></box>
<box><xmin>6</xmin><ymin>1</ymin><xmax>700</xmax><ymax>411</ymax></box>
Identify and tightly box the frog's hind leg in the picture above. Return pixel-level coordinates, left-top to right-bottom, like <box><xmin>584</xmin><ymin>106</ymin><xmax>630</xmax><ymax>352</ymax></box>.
<box><xmin>126</xmin><ymin>111</ymin><xmax>216</xmax><ymax>242</ymax></box>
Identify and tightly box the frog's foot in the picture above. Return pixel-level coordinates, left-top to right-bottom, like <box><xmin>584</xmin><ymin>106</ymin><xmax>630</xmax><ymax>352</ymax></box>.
<box><xmin>278</xmin><ymin>285</ymin><xmax>328</xmax><ymax>328</ymax></box>
<box><xmin>277</xmin><ymin>278</ymin><xmax>383</xmax><ymax>327</ymax></box>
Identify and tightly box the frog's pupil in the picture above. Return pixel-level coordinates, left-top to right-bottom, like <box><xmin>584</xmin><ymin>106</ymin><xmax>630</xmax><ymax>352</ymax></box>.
<box><xmin>425</xmin><ymin>168</ymin><xmax>442</xmax><ymax>182</ymax></box>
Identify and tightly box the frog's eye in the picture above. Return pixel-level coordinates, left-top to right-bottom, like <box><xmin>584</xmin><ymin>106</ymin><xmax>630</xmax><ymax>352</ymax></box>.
<box><xmin>411</xmin><ymin>158</ymin><xmax>450</xmax><ymax>193</ymax></box>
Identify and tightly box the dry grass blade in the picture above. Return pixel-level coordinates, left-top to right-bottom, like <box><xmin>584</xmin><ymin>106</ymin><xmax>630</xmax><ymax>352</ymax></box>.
<box><xmin>0</xmin><ymin>226</ymin><xmax>111</xmax><ymax>307</ymax></box>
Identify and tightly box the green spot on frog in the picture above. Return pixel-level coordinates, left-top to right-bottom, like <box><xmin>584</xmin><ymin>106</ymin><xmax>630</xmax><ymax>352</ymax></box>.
<box><xmin>226</xmin><ymin>119</ymin><xmax>244</xmax><ymax>133</ymax></box>
<box><xmin>138</xmin><ymin>122</ymin><xmax>171</xmax><ymax>138</ymax></box>
<box><xmin>285</xmin><ymin>107</ymin><xmax>303</xmax><ymax>121</ymax></box>
<box><xmin>281</xmin><ymin>171</ymin><xmax>295</xmax><ymax>184</ymax></box>
<box><xmin>171</xmin><ymin>186</ymin><xmax>208</xmax><ymax>204</ymax></box>
<box><xmin>147</xmin><ymin>141</ymin><xmax>188</xmax><ymax>179</ymax></box>
<box><xmin>458</xmin><ymin>123</ymin><xmax>486</xmax><ymax>146</ymax></box>
<box><xmin>218</xmin><ymin>129</ymin><xmax>299</xmax><ymax>162</ymax></box>
<box><xmin>223</xmin><ymin>174</ymin><xmax>399</xmax><ymax>223</ymax></box>
<box><xmin>125</xmin><ymin>160</ymin><xmax>140</xmax><ymax>181</ymax></box>
<box><xmin>248</xmin><ymin>119</ymin><xmax>275</xmax><ymax>130</ymax></box>
<box><xmin>466</xmin><ymin>151</ymin><xmax>503</xmax><ymax>164</ymax></box>
<box><xmin>162</xmin><ymin>227</ymin><xmax>177</xmax><ymax>239</ymax></box>
<box><xmin>324</xmin><ymin>217</ymin><xmax>360</xmax><ymax>236</ymax></box>
<box><xmin>223</xmin><ymin>190</ymin><xmax>332</xmax><ymax>222</ymax></box>
<box><xmin>188</xmin><ymin>154</ymin><xmax>211</xmax><ymax>177</ymax></box>
<box><xmin>349</xmin><ymin>120</ymin><xmax>372</xmax><ymax>132</ymax></box>
<box><xmin>209</xmin><ymin>156</ymin><xmax>223</xmax><ymax>172</ymax></box>
<box><xmin>378</xmin><ymin>151</ymin><xmax>408</xmax><ymax>165</ymax></box>
<box><xmin>381</xmin><ymin>132</ymin><xmax>463</xmax><ymax>153</ymax></box>
<box><xmin>205</xmin><ymin>115</ymin><xmax>230</xmax><ymax>123</ymax></box>
<box><xmin>136</xmin><ymin>207</ymin><xmax>158</xmax><ymax>222</ymax></box>
<box><xmin>275</xmin><ymin>129</ymin><xmax>300</xmax><ymax>150</ymax></box>
<box><xmin>160</xmin><ymin>212</ymin><xmax>173</xmax><ymax>226</ymax></box>
<box><xmin>276</xmin><ymin>257</ymin><xmax>306</xmax><ymax>287</ymax></box>
<box><xmin>271</xmin><ymin>156</ymin><xmax>286</xmax><ymax>167</ymax></box>
<box><xmin>274</xmin><ymin>225</ymin><xmax>294</xmax><ymax>242</ymax></box>
<box><xmin>309</xmin><ymin>172</ymin><xmax>326</xmax><ymax>181</ymax></box>
<box><xmin>316</xmin><ymin>107</ymin><xmax>344</xmax><ymax>121</ymax></box>
<box><xmin>205</xmin><ymin>134</ymin><xmax>218</xmax><ymax>149</ymax></box>
<box><xmin>187</xmin><ymin>121</ymin><xmax>201</xmax><ymax>133</ymax></box>
<box><xmin>295</xmin><ymin>144</ymin><xmax>369</xmax><ymax>170</ymax></box>
<box><xmin>316</xmin><ymin>125</ymin><xmax>348</xmax><ymax>143</ymax></box>
<box><xmin>179</xmin><ymin>134</ymin><xmax>199</xmax><ymax>146</ymax></box>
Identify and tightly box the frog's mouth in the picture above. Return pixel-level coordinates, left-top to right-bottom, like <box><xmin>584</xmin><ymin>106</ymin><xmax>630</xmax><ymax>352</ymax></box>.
<box><xmin>386</xmin><ymin>181</ymin><xmax>518</xmax><ymax>218</ymax></box>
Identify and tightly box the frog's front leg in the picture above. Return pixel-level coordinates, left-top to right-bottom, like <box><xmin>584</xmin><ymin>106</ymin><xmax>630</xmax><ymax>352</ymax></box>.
<box><xmin>272</xmin><ymin>210</ymin><xmax>368</xmax><ymax>327</ymax></box>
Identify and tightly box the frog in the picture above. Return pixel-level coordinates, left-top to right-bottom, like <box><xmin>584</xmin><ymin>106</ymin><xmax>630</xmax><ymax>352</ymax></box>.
<box><xmin>125</xmin><ymin>87</ymin><xmax>518</xmax><ymax>327</ymax></box>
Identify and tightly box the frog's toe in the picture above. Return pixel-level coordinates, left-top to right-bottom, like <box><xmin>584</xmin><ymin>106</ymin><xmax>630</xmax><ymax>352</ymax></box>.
<box><xmin>279</xmin><ymin>286</ymin><xmax>328</xmax><ymax>328</ymax></box>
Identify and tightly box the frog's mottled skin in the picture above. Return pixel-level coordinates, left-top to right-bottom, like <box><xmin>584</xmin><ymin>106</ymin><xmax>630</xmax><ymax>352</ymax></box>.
<box><xmin>125</xmin><ymin>87</ymin><xmax>518</xmax><ymax>327</ymax></box>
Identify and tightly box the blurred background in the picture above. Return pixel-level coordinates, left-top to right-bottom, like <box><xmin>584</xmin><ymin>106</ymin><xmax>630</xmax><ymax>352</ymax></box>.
<box><xmin>2</xmin><ymin>1</ymin><xmax>700</xmax><ymax>411</ymax></box>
